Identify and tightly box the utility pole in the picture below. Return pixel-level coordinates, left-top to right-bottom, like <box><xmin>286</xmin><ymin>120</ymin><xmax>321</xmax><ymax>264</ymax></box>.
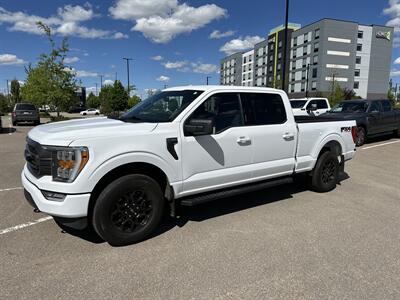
<box><xmin>95</xmin><ymin>83</ymin><xmax>98</xmax><ymax>96</ymax></box>
<box><xmin>331</xmin><ymin>73</ymin><xmax>336</xmax><ymax>101</ymax></box>
<box><xmin>123</xmin><ymin>58</ymin><xmax>133</xmax><ymax>96</ymax></box>
<box><xmin>163</xmin><ymin>84</ymin><xmax>168</xmax><ymax>89</ymax></box>
<box><xmin>305</xmin><ymin>64</ymin><xmax>310</xmax><ymax>98</ymax></box>
<box><xmin>115</xmin><ymin>72</ymin><xmax>118</xmax><ymax>81</ymax></box>
<box><xmin>6</xmin><ymin>79</ymin><xmax>10</xmax><ymax>106</ymax></box>
<box><xmin>281</xmin><ymin>0</ymin><xmax>290</xmax><ymax>93</ymax></box>
<box><xmin>206</xmin><ymin>76</ymin><xmax>212</xmax><ymax>85</ymax></box>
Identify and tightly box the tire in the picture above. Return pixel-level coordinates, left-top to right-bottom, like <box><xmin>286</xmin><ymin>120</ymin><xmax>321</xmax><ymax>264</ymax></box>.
<box><xmin>83</xmin><ymin>113</ymin><xmax>87</xmax><ymax>116</ymax></box>
<box><xmin>34</xmin><ymin>120</ymin><xmax>40</xmax><ymax>126</ymax></box>
<box><xmin>12</xmin><ymin>121</ymin><xmax>17</xmax><ymax>126</ymax></box>
<box><xmin>355</xmin><ymin>126</ymin><xmax>366</xmax><ymax>147</ymax></box>
<box><xmin>95</xmin><ymin>112</ymin><xmax>99</xmax><ymax>115</ymax></box>
<box><xmin>394</xmin><ymin>129</ymin><xmax>400</xmax><ymax>138</ymax></box>
<box><xmin>311</xmin><ymin>151</ymin><xmax>339</xmax><ymax>193</ymax></box>
<box><xmin>92</xmin><ymin>174</ymin><xmax>165</xmax><ymax>246</ymax></box>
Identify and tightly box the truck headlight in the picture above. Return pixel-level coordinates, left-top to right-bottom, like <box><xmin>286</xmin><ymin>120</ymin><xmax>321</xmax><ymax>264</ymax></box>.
<box><xmin>51</xmin><ymin>147</ymin><xmax>89</xmax><ymax>182</ymax></box>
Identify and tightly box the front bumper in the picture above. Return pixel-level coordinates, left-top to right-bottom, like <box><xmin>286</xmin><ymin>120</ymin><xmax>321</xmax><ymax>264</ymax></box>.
<box><xmin>21</xmin><ymin>170</ymin><xmax>90</xmax><ymax>218</ymax></box>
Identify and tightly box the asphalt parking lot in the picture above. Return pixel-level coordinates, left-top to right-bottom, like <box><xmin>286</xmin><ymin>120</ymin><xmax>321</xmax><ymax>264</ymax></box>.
<box><xmin>1</xmin><ymin>115</ymin><xmax>399</xmax><ymax>299</ymax></box>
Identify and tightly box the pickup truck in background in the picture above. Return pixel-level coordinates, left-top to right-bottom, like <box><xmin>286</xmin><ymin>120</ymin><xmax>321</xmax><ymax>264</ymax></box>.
<box><xmin>320</xmin><ymin>99</ymin><xmax>400</xmax><ymax>146</ymax></box>
<box><xmin>290</xmin><ymin>97</ymin><xmax>331</xmax><ymax>116</ymax></box>
<box><xmin>22</xmin><ymin>86</ymin><xmax>357</xmax><ymax>246</ymax></box>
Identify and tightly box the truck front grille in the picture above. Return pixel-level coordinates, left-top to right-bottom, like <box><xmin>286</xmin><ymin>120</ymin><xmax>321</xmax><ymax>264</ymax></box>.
<box><xmin>25</xmin><ymin>138</ymin><xmax>52</xmax><ymax>178</ymax></box>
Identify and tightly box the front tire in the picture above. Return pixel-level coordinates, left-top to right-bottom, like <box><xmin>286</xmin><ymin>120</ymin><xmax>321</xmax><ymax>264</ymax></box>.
<box><xmin>92</xmin><ymin>174</ymin><xmax>165</xmax><ymax>246</ymax></box>
<box><xmin>355</xmin><ymin>126</ymin><xmax>366</xmax><ymax>147</ymax></box>
<box><xmin>311</xmin><ymin>151</ymin><xmax>339</xmax><ymax>193</ymax></box>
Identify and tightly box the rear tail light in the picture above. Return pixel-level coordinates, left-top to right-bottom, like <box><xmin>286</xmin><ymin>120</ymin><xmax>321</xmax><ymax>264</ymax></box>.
<box><xmin>12</xmin><ymin>112</ymin><xmax>16</xmax><ymax>117</ymax></box>
<box><xmin>351</xmin><ymin>126</ymin><xmax>357</xmax><ymax>144</ymax></box>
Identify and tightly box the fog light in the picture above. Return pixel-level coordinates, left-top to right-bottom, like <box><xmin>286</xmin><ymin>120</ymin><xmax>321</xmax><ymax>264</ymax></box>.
<box><xmin>42</xmin><ymin>190</ymin><xmax>66</xmax><ymax>202</ymax></box>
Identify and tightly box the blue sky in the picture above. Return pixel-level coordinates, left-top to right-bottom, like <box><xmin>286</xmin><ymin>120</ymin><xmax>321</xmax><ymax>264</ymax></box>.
<box><xmin>0</xmin><ymin>0</ymin><xmax>398</xmax><ymax>98</ymax></box>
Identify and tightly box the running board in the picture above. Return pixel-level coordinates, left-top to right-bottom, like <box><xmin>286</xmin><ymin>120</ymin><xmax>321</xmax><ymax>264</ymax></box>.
<box><xmin>179</xmin><ymin>177</ymin><xmax>293</xmax><ymax>207</ymax></box>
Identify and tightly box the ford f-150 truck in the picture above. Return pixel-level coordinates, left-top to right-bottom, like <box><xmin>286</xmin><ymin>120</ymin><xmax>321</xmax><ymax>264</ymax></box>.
<box><xmin>22</xmin><ymin>86</ymin><xmax>357</xmax><ymax>246</ymax></box>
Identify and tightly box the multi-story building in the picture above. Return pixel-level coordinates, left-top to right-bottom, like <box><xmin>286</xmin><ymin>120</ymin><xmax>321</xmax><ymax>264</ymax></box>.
<box><xmin>220</xmin><ymin>52</ymin><xmax>243</xmax><ymax>86</ymax></box>
<box><xmin>241</xmin><ymin>50</ymin><xmax>254</xmax><ymax>86</ymax></box>
<box><xmin>289</xmin><ymin>19</ymin><xmax>393</xmax><ymax>99</ymax></box>
<box><xmin>254</xmin><ymin>24</ymin><xmax>300</xmax><ymax>89</ymax></box>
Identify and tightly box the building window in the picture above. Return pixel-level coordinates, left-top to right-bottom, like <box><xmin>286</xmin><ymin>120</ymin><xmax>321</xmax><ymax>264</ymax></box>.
<box><xmin>277</xmin><ymin>74</ymin><xmax>281</xmax><ymax>81</ymax></box>
<box><xmin>269</xmin><ymin>55</ymin><xmax>273</xmax><ymax>62</ymax></box>
<box><xmin>303</xmin><ymin>48</ymin><xmax>308</xmax><ymax>56</ymax></box>
<box><xmin>357</xmin><ymin>43</ymin><xmax>362</xmax><ymax>51</ymax></box>
<box><xmin>270</xmin><ymin>43</ymin><xmax>274</xmax><ymax>51</ymax></box>
<box><xmin>249</xmin><ymin>55</ymin><xmax>252</xmax><ymax>62</ymax></box>
<box><xmin>278</xmin><ymin>40</ymin><xmax>282</xmax><ymax>48</ymax></box>
<box><xmin>293</xmin><ymin>37</ymin><xmax>297</xmax><ymax>46</ymax></box>
<box><xmin>303</xmin><ymin>58</ymin><xmax>307</xmax><ymax>67</ymax></box>
<box><xmin>355</xmin><ymin>69</ymin><xmax>360</xmax><ymax>77</ymax></box>
<box><xmin>268</xmin><ymin>76</ymin><xmax>272</xmax><ymax>82</ymax></box>
<box><xmin>243</xmin><ymin>75</ymin><xmax>246</xmax><ymax>81</ymax></box>
<box><xmin>291</xmin><ymin>84</ymin><xmax>295</xmax><ymax>93</ymax></box>
<box><xmin>354</xmin><ymin>81</ymin><xmax>360</xmax><ymax>89</ymax></box>
<box><xmin>291</xmin><ymin>73</ymin><xmax>295</xmax><ymax>81</ymax></box>
<box><xmin>304</xmin><ymin>33</ymin><xmax>308</xmax><ymax>43</ymax></box>
<box><xmin>358</xmin><ymin>31</ymin><xmax>363</xmax><ymax>39</ymax></box>
<box><xmin>243</xmin><ymin>57</ymin><xmax>247</xmax><ymax>64</ymax></box>
<box><xmin>277</xmin><ymin>63</ymin><xmax>281</xmax><ymax>71</ymax></box>
<box><xmin>269</xmin><ymin>65</ymin><xmax>273</xmax><ymax>72</ymax></box>
<box><xmin>302</xmin><ymin>70</ymin><xmax>306</xmax><ymax>79</ymax></box>
<box><xmin>312</xmin><ymin>68</ymin><xmax>317</xmax><ymax>78</ymax></box>
<box><xmin>248</xmin><ymin>73</ymin><xmax>252</xmax><ymax>80</ymax></box>
<box><xmin>278</xmin><ymin>52</ymin><xmax>282</xmax><ymax>59</ymax></box>
<box><xmin>301</xmin><ymin>82</ymin><xmax>306</xmax><ymax>92</ymax></box>
<box><xmin>313</xmin><ymin>55</ymin><xmax>318</xmax><ymax>65</ymax></box>
<box><xmin>315</xmin><ymin>29</ymin><xmax>320</xmax><ymax>39</ymax></box>
<box><xmin>292</xmin><ymin>63</ymin><xmax>296</xmax><ymax>70</ymax></box>
<box><xmin>293</xmin><ymin>52</ymin><xmax>297</xmax><ymax>59</ymax></box>
<box><xmin>314</xmin><ymin>42</ymin><xmax>319</xmax><ymax>53</ymax></box>
<box><xmin>312</xmin><ymin>81</ymin><xmax>317</xmax><ymax>90</ymax></box>
<box><xmin>356</xmin><ymin>56</ymin><xmax>361</xmax><ymax>64</ymax></box>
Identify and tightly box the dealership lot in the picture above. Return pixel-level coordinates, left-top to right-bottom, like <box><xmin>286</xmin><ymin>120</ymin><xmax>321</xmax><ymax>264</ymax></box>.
<box><xmin>1</xmin><ymin>115</ymin><xmax>400</xmax><ymax>299</ymax></box>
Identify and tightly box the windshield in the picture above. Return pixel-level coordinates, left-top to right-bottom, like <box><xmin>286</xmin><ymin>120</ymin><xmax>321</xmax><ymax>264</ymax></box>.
<box><xmin>290</xmin><ymin>100</ymin><xmax>307</xmax><ymax>108</ymax></box>
<box><xmin>121</xmin><ymin>90</ymin><xmax>204</xmax><ymax>123</ymax></box>
<box><xmin>16</xmin><ymin>104</ymin><xmax>36</xmax><ymax>110</ymax></box>
<box><xmin>330</xmin><ymin>102</ymin><xmax>368</xmax><ymax>113</ymax></box>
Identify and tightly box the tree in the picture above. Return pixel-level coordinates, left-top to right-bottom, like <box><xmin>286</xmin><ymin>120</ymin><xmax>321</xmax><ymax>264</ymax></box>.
<box><xmin>99</xmin><ymin>80</ymin><xmax>128</xmax><ymax>116</ymax></box>
<box><xmin>343</xmin><ymin>88</ymin><xmax>356</xmax><ymax>100</ymax></box>
<box><xmin>86</xmin><ymin>92</ymin><xmax>100</xmax><ymax>108</ymax></box>
<box><xmin>127</xmin><ymin>95</ymin><xmax>141</xmax><ymax>108</ymax></box>
<box><xmin>329</xmin><ymin>83</ymin><xmax>345</xmax><ymax>107</ymax></box>
<box><xmin>10</xmin><ymin>79</ymin><xmax>21</xmax><ymax>104</ymax></box>
<box><xmin>21</xmin><ymin>22</ymin><xmax>78</xmax><ymax>116</ymax></box>
<box><xmin>0</xmin><ymin>93</ymin><xmax>8</xmax><ymax>113</ymax></box>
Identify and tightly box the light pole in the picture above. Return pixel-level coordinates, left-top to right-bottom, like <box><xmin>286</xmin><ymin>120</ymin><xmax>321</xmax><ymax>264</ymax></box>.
<box><xmin>282</xmin><ymin>0</ymin><xmax>290</xmax><ymax>93</ymax></box>
<box><xmin>123</xmin><ymin>58</ymin><xmax>133</xmax><ymax>96</ymax></box>
<box><xmin>206</xmin><ymin>76</ymin><xmax>212</xmax><ymax>85</ymax></box>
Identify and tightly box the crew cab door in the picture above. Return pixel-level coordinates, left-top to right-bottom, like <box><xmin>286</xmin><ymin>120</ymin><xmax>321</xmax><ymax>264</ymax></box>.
<box><xmin>180</xmin><ymin>93</ymin><xmax>252</xmax><ymax>195</ymax></box>
<box><xmin>380</xmin><ymin>100</ymin><xmax>397</xmax><ymax>131</ymax></box>
<box><xmin>367</xmin><ymin>101</ymin><xmax>383</xmax><ymax>134</ymax></box>
<box><xmin>240</xmin><ymin>92</ymin><xmax>297</xmax><ymax>179</ymax></box>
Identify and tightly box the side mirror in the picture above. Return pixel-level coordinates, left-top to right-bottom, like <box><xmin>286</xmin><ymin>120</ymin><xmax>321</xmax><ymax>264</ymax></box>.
<box><xmin>184</xmin><ymin>118</ymin><xmax>214</xmax><ymax>136</ymax></box>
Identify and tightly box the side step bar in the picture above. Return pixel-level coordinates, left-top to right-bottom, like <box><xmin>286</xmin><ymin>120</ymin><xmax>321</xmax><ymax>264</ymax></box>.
<box><xmin>180</xmin><ymin>176</ymin><xmax>293</xmax><ymax>207</ymax></box>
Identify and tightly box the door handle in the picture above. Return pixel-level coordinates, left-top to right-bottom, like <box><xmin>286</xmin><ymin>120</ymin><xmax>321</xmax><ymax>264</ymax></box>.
<box><xmin>237</xmin><ymin>136</ymin><xmax>251</xmax><ymax>145</ymax></box>
<box><xmin>282</xmin><ymin>133</ymin><xmax>295</xmax><ymax>141</ymax></box>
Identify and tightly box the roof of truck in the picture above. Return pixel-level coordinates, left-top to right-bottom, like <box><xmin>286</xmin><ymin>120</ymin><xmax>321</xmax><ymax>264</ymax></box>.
<box><xmin>163</xmin><ymin>85</ymin><xmax>283</xmax><ymax>93</ymax></box>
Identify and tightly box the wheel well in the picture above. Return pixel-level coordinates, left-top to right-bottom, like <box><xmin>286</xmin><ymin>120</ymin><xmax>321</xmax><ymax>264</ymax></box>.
<box><xmin>87</xmin><ymin>162</ymin><xmax>169</xmax><ymax>220</ymax></box>
<box><xmin>318</xmin><ymin>141</ymin><xmax>342</xmax><ymax>159</ymax></box>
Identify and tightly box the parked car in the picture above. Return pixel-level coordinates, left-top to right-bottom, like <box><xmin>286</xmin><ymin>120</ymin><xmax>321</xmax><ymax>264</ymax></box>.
<box><xmin>68</xmin><ymin>106</ymin><xmax>86</xmax><ymax>114</ymax></box>
<box><xmin>12</xmin><ymin>103</ymin><xmax>40</xmax><ymax>126</ymax></box>
<box><xmin>80</xmin><ymin>108</ymin><xmax>100</xmax><ymax>116</ymax></box>
<box><xmin>22</xmin><ymin>86</ymin><xmax>357</xmax><ymax>246</ymax></box>
<box><xmin>320</xmin><ymin>99</ymin><xmax>400</xmax><ymax>146</ymax></box>
<box><xmin>290</xmin><ymin>98</ymin><xmax>331</xmax><ymax>116</ymax></box>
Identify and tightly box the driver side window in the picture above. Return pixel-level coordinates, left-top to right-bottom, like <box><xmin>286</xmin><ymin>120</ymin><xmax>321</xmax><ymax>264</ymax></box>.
<box><xmin>188</xmin><ymin>93</ymin><xmax>242</xmax><ymax>134</ymax></box>
<box><xmin>369</xmin><ymin>101</ymin><xmax>381</xmax><ymax>113</ymax></box>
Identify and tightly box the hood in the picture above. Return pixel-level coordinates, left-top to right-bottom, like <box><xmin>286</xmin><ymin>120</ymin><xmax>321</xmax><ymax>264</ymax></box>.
<box><xmin>28</xmin><ymin>117</ymin><xmax>158</xmax><ymax>146</ymax></box>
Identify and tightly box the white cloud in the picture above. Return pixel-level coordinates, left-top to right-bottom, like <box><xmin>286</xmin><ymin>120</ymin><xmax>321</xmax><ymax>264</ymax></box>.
<box><xmin>112</xmin><ymin>32</ymin><xmax>129</xmax><ymax>39</ymax></box>
<box><xmin>209</xmin><ymin>29</ymin><xmax>235</xmax><ymax>39</ymax></box>
<box><xmin>69</xmin><ymin>69</ymin><xmax>98</xmax><ymax>78</ymax></box>
<box><xmin>109</xmin><ymin>0</ymin><xmax>227</xmax><ymax>43</ymax></box>
<box><xmin>157</xmin><ymin>75</ymin><xmax>170</xmax><ymax>82</ymax></box>
<box><xmin>163</xmin><ymin>60</ymin><xmax>187</xmax><ymax>69</ymax></box>
<box><xmin>0</xmin><ymin>53</ymin><xmax>25</xmax><ymax>65</ymax></box>
<box><xmin>151</xmin><ymin>55</ymin><xmax>163</xmax><ymax>61</ymax></box>
<box><xmin>0</xmin><ymin>5</ymin><xmax>128</xmax><ymax>39</ymax></box>
<box><xmin>394</xmin><ymin>57</ymin><xmax>400</xmax><ymax>64</ymax></box>
<box><xmin>220</xmin><ymin>35</ymin><xmax>264</xmax><ymax>55</ymax></box>
<box><xmin>384</xmin><ymin>0</ymin><xmax>400</xmax><ymax>45</ymax></box>
<box><xmin>103</xmin><ymin>79</ymin><xmax>114</xmax><ymax>85</ymax></box>
<box><xmin>64</xmin><ymin>56</ymin><xmax>80</xmax><ymax>63</ymax></box>
<box><xmin>191</xmin><ymin>63</ymin><xmax>218</xmax><ymax>74</ymax></box>
<box><xmin>391</xmin><ymin>68</ymin><xmax>400</xmax><ymax>76</ymax></box>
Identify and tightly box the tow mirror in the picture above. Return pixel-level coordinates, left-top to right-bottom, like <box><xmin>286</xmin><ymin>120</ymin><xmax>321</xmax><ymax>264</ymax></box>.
<box><xmin>184</xmin><ymin>118</ymin><xmax>214</xmax><ymax>136</ymax></box>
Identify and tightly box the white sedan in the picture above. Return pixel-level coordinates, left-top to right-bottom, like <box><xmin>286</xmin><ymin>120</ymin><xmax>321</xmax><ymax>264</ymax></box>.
<box><xmin>80</xmin><ymin>108</ymin><xmax>100</xmax><ymax>116</ymax></box>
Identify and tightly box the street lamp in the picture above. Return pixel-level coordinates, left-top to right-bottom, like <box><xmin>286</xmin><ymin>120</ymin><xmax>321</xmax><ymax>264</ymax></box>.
<box><xmin>282</xmin><ymin>0</ymin><xmax>290</xmax><ymax>93</ymax></box>
<box><xmin>123</xmin><ymin>58</ymin><xmax>133</xmax><ymax>96</ymax></box>
<box><xmin>206</xmin><ymin>76</ymin><xmax>212</xmax><ymax>85</ymax></box>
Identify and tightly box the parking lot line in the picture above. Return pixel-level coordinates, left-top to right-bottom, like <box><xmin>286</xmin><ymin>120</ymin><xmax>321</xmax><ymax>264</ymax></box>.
<box><xmin>362</xmin><ymin>140</ymin><xmax>400</xmax><ymax>150</ymax></box>
<box><xmin>0</xmin><ymin>187</ymin><xmax>23</xmax><ymax>192</ymax></box>
<box><xmin>0</xmin><ymin>216</ymin><xmax>53</xmax><ymax>235</ymax></box>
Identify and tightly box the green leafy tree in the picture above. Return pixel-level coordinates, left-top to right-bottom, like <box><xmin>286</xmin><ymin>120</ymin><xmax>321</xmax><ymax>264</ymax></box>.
<box><xmin>127</xmin><ymin>95</ymin><xmax>141</xmax><ymax>108</ymax></box>
<box><xmin>21</xmin><ymin>22</ymin><xmax>78</xmax><ymax>116</ymax></box>
<box><xmin>343</xmin><ymin>88</ymin><xmax>356</xmax><ymax>100</ymax></box>
<box><xmin>10</xmin><ymin>79</ymin><xmax>21</xmax><ymax>104</ymax></box>
<box><xmin>86</xmin><ymin>92</ymin><xmax>100</xmax><ymax>108</ymax></box>
<box><xmin>329</xmin><ymin>83</ymin><xmax>345</xmax><ymax>107</ymax></box>
<box><xmin>110</xmin><ymin>80</ymin><xmax>128</xmax><ymax>114</ymax></box>
<box><xmin>99</xmin><ymin>85</ymin><xmax>113</xmax><ymax>115</ymax></box>
<box><xmin>0</xmin><ymin>93</ymin><xmax>8</xmax><ymax>114</ymax></box>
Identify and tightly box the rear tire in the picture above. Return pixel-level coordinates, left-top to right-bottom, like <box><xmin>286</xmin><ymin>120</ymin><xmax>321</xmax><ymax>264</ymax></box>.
<box><xmin>311</xmin><ymin>151</ymin><xmax>339</xmax><ymax>193</ymax></box>
<box><xmin>355</xmin><ymin>126</ymin><xmax>366</xmax><ymax>147</ymax></box>
<box><xmin>92</xmin><ymin>174</ymin><xmax>165</xmax><ymax>246</ymax></box>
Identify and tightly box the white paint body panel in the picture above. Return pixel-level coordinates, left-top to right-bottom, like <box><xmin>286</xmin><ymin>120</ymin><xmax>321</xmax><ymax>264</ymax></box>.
<box><xmin>22</xmin><ymin>86</ymin><xmax>356</xmax><ymax>218</ymax></box>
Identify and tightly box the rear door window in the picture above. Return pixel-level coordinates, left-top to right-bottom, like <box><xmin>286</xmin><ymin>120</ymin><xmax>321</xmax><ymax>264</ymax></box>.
<box><xmin>316</xmin><ymin>100</ymin><xmax>328</xmax><ymax>109</ymax></box>
<box><xmin>381</xmin><ymin>100</ymin><xmax>392</xmax><ymax>112</ymax></box>
<box><xmin>369</xmin><ymin>101</ymin><xmax>382</xmax><ymax>113</ymax></box>
<box><xmin>240</xmin><ymin>93</ymin><xmax>287</xmax><ymax>125</ymax></box>
<box><xmin>16</xmin><ymin>104</ymin><xmax>36</xmax><ymax>110</ymax></box>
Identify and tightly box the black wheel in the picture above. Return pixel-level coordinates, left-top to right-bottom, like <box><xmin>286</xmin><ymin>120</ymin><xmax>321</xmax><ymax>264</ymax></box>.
<box><xmin>311</xmin><ymin>151</ymin><xmax>339</xmax><ymax>193</ymax></box>
<box><xmin>355</xmin><ymin>126</ymin><xmax>366</xmax><ymax>147</ymax></box>
<box><xmin>12</xmin><ymin>121</ymin><xmax>17</xmax><ymax>126</ymax></box>
<box><xmin>92</xmin><ymin>174</ymin><xmax>165</xmax><ymax>246</ymax></box>
<box><xmin>95</xmin><ymin>112</ymin><xmax>99</xmax><ymax>115</ymax></box>
<box><xmin>34</xmin><ymin>120</ymin><xmax>40</xmax><ymax>126</ymax></box>
<box><xmin>394</xmin><ymin>129</ymin><xmax>400</xmax><ymax>138</ymax></box>
<box><xmin>83</xmin><ymin>113</ymin><xmax>87</xmax><ymax>116</ymax></box>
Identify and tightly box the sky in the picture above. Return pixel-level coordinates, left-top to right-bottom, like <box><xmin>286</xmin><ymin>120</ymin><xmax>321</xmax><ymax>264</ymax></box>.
<box><xmin>0</xmin><ymin>0</ymin><xmax>398</xmax><ymax>98</ymax></box>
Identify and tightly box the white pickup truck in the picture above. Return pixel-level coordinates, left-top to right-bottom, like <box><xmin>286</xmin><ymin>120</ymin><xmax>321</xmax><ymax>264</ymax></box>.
<box><xmin>22</xmin><ymin>86</ymin><xmax>357</xmax><ymax>245</ymax></box>
<box><xmin>290</xmin><ymin>97</ymin><xmax>331</xmax><ymax>116</ymax></box>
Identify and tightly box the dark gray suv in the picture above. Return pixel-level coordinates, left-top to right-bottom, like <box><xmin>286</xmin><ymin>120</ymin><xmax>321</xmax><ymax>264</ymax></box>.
<box><xmin>12</xmin><ymin>103</ymin><xmax>40</xmax><ymax>126</ymax></box>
